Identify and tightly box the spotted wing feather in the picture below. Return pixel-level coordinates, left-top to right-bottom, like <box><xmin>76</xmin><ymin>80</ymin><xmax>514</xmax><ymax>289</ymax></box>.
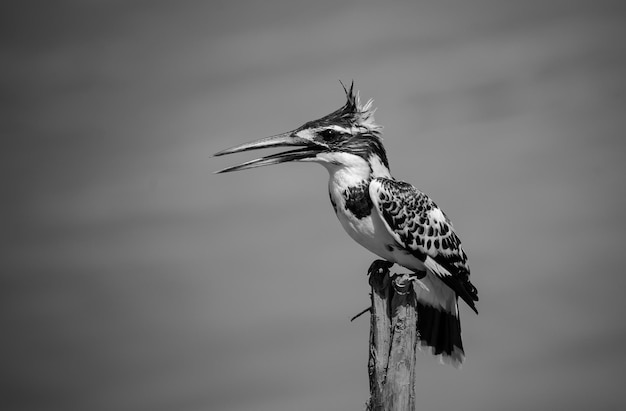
<box><xmin>370</xmin><ymin>178</ymin><xmax>478</xmax><ymax>313</ymax></box>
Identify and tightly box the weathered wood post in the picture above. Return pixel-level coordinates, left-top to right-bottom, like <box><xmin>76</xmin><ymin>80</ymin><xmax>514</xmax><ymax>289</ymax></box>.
<box><xmin>366</xmin><ymin>262</ymin><xmax>419</xmax><ymax>411</ymax></box>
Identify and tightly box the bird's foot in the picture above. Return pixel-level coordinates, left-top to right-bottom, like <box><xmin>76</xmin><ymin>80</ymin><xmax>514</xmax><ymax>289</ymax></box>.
<box><xmin>389</xmin><ymin>273</ymin><xmax>427</xmax><ymax>294</ymax></box>
<box><xmin>352</xmin><ymin>260</ymin><xmax>394</xmax><ymax>322</ymax></box>
<box><xmin>367</xmin><ymin>259</ymin><xmax>394</xmax><ymax>277</ymax></box>
<box><xmin>390</xmin><ymin>273</ymin><xmax>412</xmax><ymax>295</ymax></box>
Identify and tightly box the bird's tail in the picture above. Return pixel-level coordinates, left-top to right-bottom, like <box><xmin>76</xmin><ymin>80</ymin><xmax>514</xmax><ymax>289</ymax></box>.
<box><xmin>415</xmin><ymin>301</ymin><xmax>465</xmax><ymax>367</ymax></box>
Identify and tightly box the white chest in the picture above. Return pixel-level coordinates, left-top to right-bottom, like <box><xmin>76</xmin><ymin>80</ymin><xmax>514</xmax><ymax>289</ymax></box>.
<box><xmin>320</xmin><ymin>152</ymin><xmax>401</xmax><ymax>260</ymax></box>
<box><xmin>328</xmin><ymin>174</ymin><xmax>392</xmax><ymax>258</ymax></box>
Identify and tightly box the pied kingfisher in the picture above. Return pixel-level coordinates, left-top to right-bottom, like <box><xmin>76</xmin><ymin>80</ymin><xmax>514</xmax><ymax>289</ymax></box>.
<box><xmin>214</xmin><ymin>83</ymin><xmax>478</xmax><ymax>366</ymax></box>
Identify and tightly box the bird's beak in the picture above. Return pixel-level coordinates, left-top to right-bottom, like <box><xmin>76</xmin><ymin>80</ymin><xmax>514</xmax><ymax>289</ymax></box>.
<box><xmin>213</xmin><ymin>131</ymin><xmax>324</xmax><ymax>173</ymax></box>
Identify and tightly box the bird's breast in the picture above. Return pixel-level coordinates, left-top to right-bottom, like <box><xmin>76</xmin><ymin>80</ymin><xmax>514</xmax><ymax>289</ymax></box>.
<box><xmin>328</xmin><ymin>178</ymin><xmax>393</xmax><ymax>258</ymax></box>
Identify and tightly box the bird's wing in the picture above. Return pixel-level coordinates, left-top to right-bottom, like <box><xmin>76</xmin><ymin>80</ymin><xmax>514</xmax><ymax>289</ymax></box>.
<box><xmin>369</xmin><ymin>177</ymin><xmax>478</xmax><ymax>313</ymax></box>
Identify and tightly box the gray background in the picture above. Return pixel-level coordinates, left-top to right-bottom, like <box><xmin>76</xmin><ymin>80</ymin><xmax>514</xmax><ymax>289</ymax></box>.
<box><xmin>3</xmin><ymin>1</ymin><xmax>626</xmax><ymax>410</ymax></box>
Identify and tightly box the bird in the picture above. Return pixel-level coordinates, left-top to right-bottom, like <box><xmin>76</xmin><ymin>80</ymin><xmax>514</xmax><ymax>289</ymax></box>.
<box><xmin>214</xmin><ymin>82</ymin><xmax>478</xmax><ymax>366</ymax></box>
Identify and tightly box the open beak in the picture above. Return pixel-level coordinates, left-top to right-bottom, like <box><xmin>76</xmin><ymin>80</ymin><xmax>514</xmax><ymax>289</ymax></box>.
<box><xmin>213</xmin><ymin>131</ymin><xmax>324</xmax><ymax>173</ymax></box>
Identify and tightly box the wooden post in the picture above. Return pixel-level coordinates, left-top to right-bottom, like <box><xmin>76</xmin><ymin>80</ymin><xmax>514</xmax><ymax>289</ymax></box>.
<box><xmin>366</xmin><ymin>262</ymin><xmax>418</xmax><ymax>411</ymax></box>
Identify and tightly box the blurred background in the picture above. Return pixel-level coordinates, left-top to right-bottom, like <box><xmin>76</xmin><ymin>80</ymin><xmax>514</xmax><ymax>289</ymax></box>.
<box><xmin>2</xmin><ymin>0</ymin><xmax>626</xmax><ymax>410</ymax></box>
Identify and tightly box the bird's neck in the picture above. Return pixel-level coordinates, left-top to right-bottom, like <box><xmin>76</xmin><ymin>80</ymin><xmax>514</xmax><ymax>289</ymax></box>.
<box><xmin>324</xmin><ymin>153</ymin><xmax>391</xmax><ymax>221</ymax></box>
<box><xmin>326</xmin><ymin>153</ymin><xmax>392</xmax><ymax>192</ymax></box>
<box><xmin>368</xmin><ymin>153</ymin><xmax>392</xmax><ymax>179</ymax></box>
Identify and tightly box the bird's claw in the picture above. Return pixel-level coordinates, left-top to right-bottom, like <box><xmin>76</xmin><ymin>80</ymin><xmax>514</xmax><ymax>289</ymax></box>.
<box><xmin>367</xmin><ymin>259</ymin><xmax>394</xmax><ymax>277</ymax></box>
<box><xmin>391</xmin><ymin>271</ymin><xmax>429</xmax><ymax>295</ymax></box>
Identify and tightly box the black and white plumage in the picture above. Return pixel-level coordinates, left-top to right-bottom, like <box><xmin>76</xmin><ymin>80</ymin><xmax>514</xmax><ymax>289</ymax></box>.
<box><xmin>371</xmin><ymin>178</ymin><xmax>478</xmax><ymax>314</ymax></box>
<box><xmin>214</xmin><ymin>83</ymin><xmax>478</xmax><ymax>366</ymax></box>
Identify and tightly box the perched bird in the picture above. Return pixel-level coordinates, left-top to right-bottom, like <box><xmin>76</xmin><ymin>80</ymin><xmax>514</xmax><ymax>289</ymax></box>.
<box><xmin>214</xmin><ymin>83</ymin><xmax>478</xmax><ymax>366</ymax></box>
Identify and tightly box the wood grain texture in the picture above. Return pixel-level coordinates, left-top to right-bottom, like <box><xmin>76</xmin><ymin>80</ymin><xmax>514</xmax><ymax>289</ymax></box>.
<box><xmin>367</xmin><ymin>263</ymin><xmax>418</xmax><ymax>411</ymax></box>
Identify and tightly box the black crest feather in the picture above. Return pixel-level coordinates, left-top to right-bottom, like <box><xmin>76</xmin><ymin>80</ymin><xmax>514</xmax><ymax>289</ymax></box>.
<box><xmin>339</xmin><ymin>80</ymin><xmax>358</xmax><ymax>113</ymax></box>
<box><xmin>300</xmin><ymin>81</ymin><xmax>381</xmax><ymax>133</ymax></box>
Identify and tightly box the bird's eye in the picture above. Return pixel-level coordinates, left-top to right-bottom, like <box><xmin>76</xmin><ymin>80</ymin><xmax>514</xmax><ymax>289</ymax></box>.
<box><xmin>319</xmin><ymin>129</ymin><xmax>339</xmax><ymax>142</ymax></box>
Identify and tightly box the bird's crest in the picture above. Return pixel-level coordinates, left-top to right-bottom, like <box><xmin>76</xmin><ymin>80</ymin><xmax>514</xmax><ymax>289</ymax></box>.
<box><xmin>339</xmin><ymin>81</ymin><xmax>382</xmax><ymax>133</ymax></box>
<box><xmin>300</xmin><ymin>81</ymin><xmax>382</xmax><ymax>134</ymax></box>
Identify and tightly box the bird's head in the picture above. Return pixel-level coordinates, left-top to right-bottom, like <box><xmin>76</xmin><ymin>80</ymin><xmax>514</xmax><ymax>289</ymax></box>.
<box><xmin>214</xmin><ymin>82</ymin><xmax>390</xmax><ymax>176</ymax></box>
